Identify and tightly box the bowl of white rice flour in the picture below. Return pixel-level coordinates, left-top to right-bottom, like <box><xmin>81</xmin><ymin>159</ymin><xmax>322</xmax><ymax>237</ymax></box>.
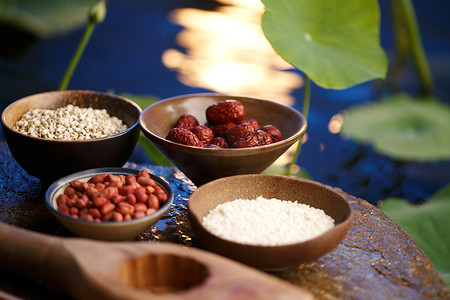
<box><xmin>188</xmin><ymin>174</ymin><xmax>354</xmax><ymax>270</ymax></box>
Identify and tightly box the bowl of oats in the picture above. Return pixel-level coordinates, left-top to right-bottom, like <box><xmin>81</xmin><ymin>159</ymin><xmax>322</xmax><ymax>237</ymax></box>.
<box><xmin>188</xmin><ymin>174</ymin><xmax>354</xmax><ymax>270</ymax></box>
<box><xmin>1</xmin><ymin>90</ymin><xmax>141</xmax><ymax>183</ymax></box>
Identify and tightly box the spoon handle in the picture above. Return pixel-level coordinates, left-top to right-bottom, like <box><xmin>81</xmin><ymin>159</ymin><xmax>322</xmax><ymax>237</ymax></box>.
<box><xmin>0</xmin><ymin>222</ymin><xmax>74</xmax><ymax>289</ymax></box>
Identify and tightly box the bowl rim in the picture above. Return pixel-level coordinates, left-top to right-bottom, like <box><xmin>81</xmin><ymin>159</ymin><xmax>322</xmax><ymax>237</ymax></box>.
<box><xmin>188</xmin><ymin>174</ymin><xmax>354</xmax><ymax>249</ymax></box>
<box><xmin>139</xmin><ymin>93</ymin><xmax>307</xmax><ymax>153</ymax></box>
<box><xmin>45</xmin><ymin>167</ymin><xmax>174</xmax><ymax>227</ymax></box>
<box><xmin>1</xmin><ymin>90</ymin><xmax>142</xmax><ymax>143</ymax></box>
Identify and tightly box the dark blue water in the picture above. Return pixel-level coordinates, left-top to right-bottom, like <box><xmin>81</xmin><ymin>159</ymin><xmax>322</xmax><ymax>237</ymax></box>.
<box><xmin>1</xmin><ymin>0</ymin><xmax>449</xmax><ymax>205</ymax></box>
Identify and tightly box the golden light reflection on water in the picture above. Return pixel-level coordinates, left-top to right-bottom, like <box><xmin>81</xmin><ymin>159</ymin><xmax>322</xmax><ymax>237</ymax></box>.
<box><xmin>328</xmin><ymin>114</ymin><xmax>344</xmax><ymax>134</ymax></box>
<box><xmin>162</xmin><ymin>0</ymin><xmax>303</xmax><ymax>106</ymax></box>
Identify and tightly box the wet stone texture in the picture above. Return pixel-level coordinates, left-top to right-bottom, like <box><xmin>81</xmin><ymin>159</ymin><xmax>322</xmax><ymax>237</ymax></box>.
<box><xmin>0</xmin><ymin>141</ymin><xmax>448</xmax><ymax>299</ymax></box>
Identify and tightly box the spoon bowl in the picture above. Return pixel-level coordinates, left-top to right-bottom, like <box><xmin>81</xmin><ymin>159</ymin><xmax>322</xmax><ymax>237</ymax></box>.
<box><xmin>0</xmin><ymin>222</ymin><xmax>313</xmax><ymax>299</ymax></box>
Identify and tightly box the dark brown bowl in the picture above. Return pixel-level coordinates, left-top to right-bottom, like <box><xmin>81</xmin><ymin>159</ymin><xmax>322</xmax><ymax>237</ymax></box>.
<box><xmin>188</xmin><ymin>174</ymin><xmax>354</xmax><ymax>270</ymax></box>
<box><xmin>139</xmin><ymin>93</ymin><xmax>307</xmax><ymax>186</ymax></box>
<box><xmin>1</xmin><ymin>90</ymin><xmax>142</xmax><ymax>183</ymax></box>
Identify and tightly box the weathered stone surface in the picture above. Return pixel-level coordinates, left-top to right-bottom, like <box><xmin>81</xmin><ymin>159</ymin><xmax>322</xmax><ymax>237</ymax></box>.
<box><xmin>273</xmin><ymin>189</ymin><xmax>449</xmax><ymax>299</ymax></box>
<box><xmin>0</xmin><ymin>142</ymin><xmax>448</xmax><ymax>299</ymax></box>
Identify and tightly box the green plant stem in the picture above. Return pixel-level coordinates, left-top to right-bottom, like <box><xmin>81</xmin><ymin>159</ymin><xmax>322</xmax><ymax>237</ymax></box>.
<box><xmin>287</xmin><ymin>74</ymin><xmax>310</xmax><ymax>176</ymax></box>
<box><xmin>399</xmin><ymin>0</ymin><xmax>433</xmax><ymax>95</ymax></box>
<box><xmin>58</xmin><ymin>21</ymin><xmax>96</xmax><ymax>90</ymax></box>
<box><xmin>301</xmin><ymin>75</ymin><xmax>310</xmax><ymax>120</ymax></box>
<box><xmin>386</xmin><ymin>0</ymin><xmax>409</xmax><ymax>92</ymax></box>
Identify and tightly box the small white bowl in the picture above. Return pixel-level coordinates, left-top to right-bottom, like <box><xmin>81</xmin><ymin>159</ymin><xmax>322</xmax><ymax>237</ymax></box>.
<box><xmin>45</xmin><ymin>167</ymin><xmax>174</xmax><ymax>241</ymax></box>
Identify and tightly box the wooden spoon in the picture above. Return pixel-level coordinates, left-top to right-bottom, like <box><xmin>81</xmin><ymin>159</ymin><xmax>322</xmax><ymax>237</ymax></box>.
<box><xmin>0</xmin><ymin>222</ymin><xmax>313</xmax><ymax>300</ymax></box>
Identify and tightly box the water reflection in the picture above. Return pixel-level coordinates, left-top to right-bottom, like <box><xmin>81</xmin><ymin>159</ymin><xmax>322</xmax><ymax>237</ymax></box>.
<box><xmin>162</xmin><ymin>0</ymin><xmax>303</xmax><ymax>106</ymax></box>
<box><xmin>328</xmin><ymin>114</ymin><xmax>344</xmax><ymax>134</ymax></box>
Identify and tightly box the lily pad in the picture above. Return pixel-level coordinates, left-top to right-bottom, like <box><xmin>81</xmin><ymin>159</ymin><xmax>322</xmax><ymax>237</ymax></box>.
<box><xmin>340</xmin><ymin>94</ymin><xmax>450</xmax><ymax>162</ymax></box>
<box><xmin>261</xmin><ymin>0</ymin><xmax>387</xmax><ymax>89</ymax></box>
<box><xmin>379</xmin><ymin>184</ymin><xmax>450</xmax><ymax>286</ymax></box>
<box><xmin>0</xmin><ymin>0</ymin><xmax>97</xmax><ymax>38</ymax></box>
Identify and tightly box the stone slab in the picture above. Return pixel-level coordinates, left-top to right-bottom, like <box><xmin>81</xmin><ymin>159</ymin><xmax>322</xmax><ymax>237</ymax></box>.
<box><xmin>0</xmin><ymin>142</ymin><xmax>448</xmax><ymax>299</ymax></box>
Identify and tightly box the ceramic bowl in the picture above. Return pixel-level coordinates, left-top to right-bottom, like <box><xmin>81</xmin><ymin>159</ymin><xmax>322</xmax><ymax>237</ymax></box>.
<box><xmin>139</xmin><ymin>93</ymin><xmax>307</xmax><ymax>186</ymax></box>
<box><xmin>188</xmin><ymin>174</ymin><xmax>354</xmax><ymax>270</ymax></box>
<box><xmin>1</xmin><ymin>90</ymin><xmax>142</xmax><ymax>183</ymax></box>
<box><xmin>45</xmin><ymin>167</ymin><xmax>174</xmax><ymax>241</ymax></box>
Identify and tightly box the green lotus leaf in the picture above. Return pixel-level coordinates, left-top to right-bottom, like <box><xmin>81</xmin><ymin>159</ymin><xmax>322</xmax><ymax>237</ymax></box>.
<box><xmin>340</xmin><ymin>94</ymin><xmax>450</xmax><ymax>161</ymax></box>
<box><xmin>379</xmin><ymin>184</ymin><xmax>450</xmax><ymax>286</ymax></box>
<box><xmin>264</xmin><ymin>163</ymin><xmax>310</xmax><ymax>178</ymax></box>
<box><xmin>138</xmin><ymin>135</ymin><xmax>173</xmax><ymax>167</ymax></box>
<box><xmin>261</xmin><ymin>0</ymin><xmax>388</xmax><ymax>89</ymax></box>
<box><xmin>0</xmin><ymin>0</ymin><xmax>97</xmax><ymax>38</ymax></box>
<box><xmin>120</xmin><ymin>93</ymin><xmax>159</xmax><ymax>110</ymax></box>
<box><xmin>120</xmin><ymin>93</ymin><xmax>173</xmax><ymax>166</ymax></box>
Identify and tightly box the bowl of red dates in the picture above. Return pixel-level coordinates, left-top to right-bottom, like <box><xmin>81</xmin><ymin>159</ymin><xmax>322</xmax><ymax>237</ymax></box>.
<box><xmin>139</xmin><ymin>93</ymin><xmax>307</xmax><ymax>186</ymax></box>
<box><xmin>45</xmin><ymin>167</ymin><xmax>174</xmax><ymax>241</ymax></box>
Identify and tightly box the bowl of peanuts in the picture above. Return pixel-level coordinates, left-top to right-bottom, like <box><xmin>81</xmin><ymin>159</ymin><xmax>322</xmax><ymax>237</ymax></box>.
<box><xmin>1</xmin><ymin>90</ymin><xmax>142</xmax><ymax>183</ymax></box>
<box><xmin>45</xmin><ymin>167</ymin><xmax>174</xmax><ymax>241</ymax></box>
<box><xmin>188</xmin><ymin>174</ymin><xmax>354</xmax><ymax>270</ymax></box>
<box><xmin>139</xmin><ymin>93</ymin><xmax>307</xmax><ymax>186</ymax></box>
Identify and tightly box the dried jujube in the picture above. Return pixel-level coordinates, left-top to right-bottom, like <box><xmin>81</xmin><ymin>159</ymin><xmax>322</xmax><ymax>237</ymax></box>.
<box><xmin>166</xmin><ymin>99</ymin><xmax>283</xmax><ymax>149</ymax></box>
<box><xmin>166</xmin><ymin>127</ymin><xmax>203</xmax><ymax>147</ymax></box>
<box><xmin>210</xmin><ymin>137</ymin><xmax>228</xmax><ymax>148</ymax></box>
<box><xmin>211</xmin><ymin>122</ymin><xmax>236</xmax><ymax>138</ymax></box>
<box><xmin>233</xmin><ymin>130</ymin><xmax>272</xmax><ymax>148</ymax></box>
<box><xmin>206</xmin><ymin>100</ymin><xmax>246</xmax><ymax>125</ymax></box>
<box><xmin>261</xmin><ymin>125</ymin><xmax>282</xmax><ymax>143</ymax></box>
<box><xmin>175</xmin><ymin>114</ymin><xmax>199</xmax><ymax>130</ymax></box>
<box><xmin>191</xmin><ymin>125</ymin><xmax>214</xmax><ymax>145</ymax></box>
<box><xmin>226</xmin><ymin>123</ymin><xmax>256</xmax><ymax>145</ymax></box>
<box><xmin>243</xmin><ymin>119</ymin><xmax>260</xmax><ymax>130</ymax></box>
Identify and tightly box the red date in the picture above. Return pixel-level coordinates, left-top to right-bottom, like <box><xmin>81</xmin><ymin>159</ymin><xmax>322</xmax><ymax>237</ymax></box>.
<box><xmin>191</xmin><ymin>125</ymin><xmax>214</xmax><ymax>145</ymax></box>
<box><xmin>242</xmin><ymin>119</ymin><xmax>260</xmax><ymax>130</ymax></box>
<box><xmin>206</xmin><ymin>100</ymin><xmax>246</xmax><ymax>125</ymax></box>
<box><xmin>166</xmin><ymin>127</ymin><xmax>203</xmax><ymax>147</ymax></box>
<box><xmin>261</xmin><ymin>125</ymin><xmax>282</xmax><ymax>143</ymax></box>
<box><xmin>226</xmin><ymin>123</ymin><xmax>256</xmax><ymax>145</ymax></box>
<box><xmin>210</xmin><ymin>137</ymin><xmax>228</xmax><ymax>148</ymax></box>
<box><xmin>175</xmin><ymin>114</ymin><xmax>199</xmax><ymax>130</ymax></box>
<box><xmin>232</xmin><ymin>130</ymin><xmax>272</xmax><ymax>148</ymax></box>
<box><xmin>211</xmin><ymin>122</ymin><xmax>236</xmax><ymax>138</ymax></box>
<box><xmin>166</xmin><ymin>99</ymin><xmax>283</xmax><ymax>148</ymax></box>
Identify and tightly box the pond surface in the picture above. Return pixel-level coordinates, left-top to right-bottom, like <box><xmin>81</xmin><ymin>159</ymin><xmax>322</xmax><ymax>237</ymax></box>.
<box><xmin>1</xmin><ymin>0</ymin><xmax>449</xmax><ymax>205</ymax></box>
